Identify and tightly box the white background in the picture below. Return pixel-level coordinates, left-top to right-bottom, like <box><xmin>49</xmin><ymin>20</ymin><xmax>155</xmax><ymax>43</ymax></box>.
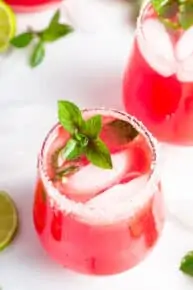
<box><xmin>1</xmin><ymin>0</ymin><xmax>193</xmax><ymax>289</ymax></box>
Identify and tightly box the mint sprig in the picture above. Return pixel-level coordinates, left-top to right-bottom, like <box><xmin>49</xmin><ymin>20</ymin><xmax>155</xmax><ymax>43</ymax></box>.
<box><xmin>57</xmin><ymin>100</ymin><xmax>113</xmax><ymax>170</ymax></box>
<box><xmin>180</xmin><ymin>251</ymin><xmax>193</xmax><ymax>277</ymax></box>
<box><xmin>10</xmin><ymin>10</ymin><xmax>74</xmax><ymax>68</ymax></box>
<box><xmin>152</xmin><ymin>0</ymin><xmax>193</xmax><ymax>30</ymax></box>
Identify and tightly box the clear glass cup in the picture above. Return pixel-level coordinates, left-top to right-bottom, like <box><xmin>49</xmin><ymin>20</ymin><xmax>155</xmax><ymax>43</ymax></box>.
<box><xmin>33</xmin><ymin>108</ymin><xmax>164</xmax><ymax>275</ymax></box>
<box><xmin>123</xmin><ymin>0</ymin><xmax>193</xmax><ymax>229</ymax></box>
<box><xmin>123</xmin><ymin>0</ymin><xmax>193</xmax><ymax>145</ymax></box>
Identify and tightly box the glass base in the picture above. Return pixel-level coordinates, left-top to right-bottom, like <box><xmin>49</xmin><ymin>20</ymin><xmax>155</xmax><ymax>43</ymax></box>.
<box><xmin>161</xmin><ymin>144</ymin><xmax>193</xmax><ymax>229</ymax></box>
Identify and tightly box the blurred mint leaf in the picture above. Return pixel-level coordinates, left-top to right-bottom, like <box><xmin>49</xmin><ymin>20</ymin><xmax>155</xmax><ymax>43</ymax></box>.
<box><xmin>39</xmin><ymin>9</ymin><xmax>74</xmax><ymax>42</ymax></box>
<box><xmin>40</xmin><ymin>23</ymin><xmax>74</xmax><ymax>43</ymax></box>
<box><xmin>179</xmin><ymin>2</ymin><xmax>193</xmax><ymax>30</ymax></box>
<box><xmin>49</xmin><ymin>9</ymin><xmax>60</xmax><ymax>27</ymax></box>
<box><xmin>8</xmin><ymin>9</ymin><xmax>74</xmax><ymax>68</ymax></box>
<box><xmin>180</xmin><ymin>251</ymin><xmax>193</xmax><ymax>276</ymax></box>
<box><xmin>30</xmin><ymin>41</ymin><xmax>45</xmax><ymax>68</ymax></box>
<box><xmin>152</xmin><ymin>0</ymin><xmax>193</xmax><ymax>30</ymax></box>
<box><xmin>10</xmin><ymin>32</ymin><xmax>34</xmax><ymax>48</ymax></box>
<box><xmin>152</xmin><ymin>0</ymin><xmax>178</xmax><ymax>18</ymax></box>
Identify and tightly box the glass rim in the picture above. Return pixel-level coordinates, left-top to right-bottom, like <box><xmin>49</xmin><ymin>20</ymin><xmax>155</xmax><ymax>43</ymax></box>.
<box><xmin>137</xmin><ymin>1</ymin><xmax>155</xmax><ymax>42</ymax></box>
<box><xmin>38</xmin><ymin>107</ymin><xmax>160</xmax><ymax>224</ymax></box>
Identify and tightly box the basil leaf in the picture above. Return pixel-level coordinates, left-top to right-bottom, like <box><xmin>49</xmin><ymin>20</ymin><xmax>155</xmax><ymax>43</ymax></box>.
<box><xmin>58</xmin><ymin>100</ymin><xmax>84</xmax><ymax>134</ymax></box>
<box><xmin>82</xmin><ymin>115</ymin><xmax>102</xmax><ymax>139</ymax></box>
<box><xmin>85</xmin><ymin>138</ymin><xmax>113</xmax><ymax>169</ymax></box>
<box><xmin>30</xmin><ymin>41</ymin><xmax>45</xmax><ymax>68</ymax></box>
<box><xmin>180</xmin><ymin>251</ymin><xmax>193</xmax><ymax>276</ymax></box>
<box><xmin>10</xmin><ymin>32</ymin><xmax>34</xmax><ymax>48</ymax></box>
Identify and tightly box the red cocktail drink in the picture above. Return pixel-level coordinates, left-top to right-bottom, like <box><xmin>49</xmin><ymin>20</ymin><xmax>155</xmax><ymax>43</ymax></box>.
<box><xmin>124</xmin><ymin>1</ymin><xmax>193</xmax><ymax>145</ymax></box>
<box><xmin>5</xmin><ymin>0</ymin><xmax>62</xmax><ymax>12</ymax></box>
<box><xmin>33</xmin><ymin>104</ymin><xmax>164</xmax><ymax>275</ymax></box>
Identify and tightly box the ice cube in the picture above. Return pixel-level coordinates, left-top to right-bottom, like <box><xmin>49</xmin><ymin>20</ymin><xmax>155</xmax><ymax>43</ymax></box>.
<box><xmin>137</xmin><ymin>19</ymin><xmax>176</xmax><ymax>77</ymax></box>
<box><xmin>60</xmin><ymin>148</ymin><xmax>133</xmax><ymax>202</ymax></box>
<box><xmin>175</xmin><ymin>27</ymin><xmax>193</xmax><ymax>61</ymax></box>
<box><xmin>85</xmin><ymin>174</ymin><xmax>149</xmax><ymax>223</ymax></box>
<box><xmin>176</xmin><ymin>55</ymin><xmax>193</xmax><ymax>82</ymax></box>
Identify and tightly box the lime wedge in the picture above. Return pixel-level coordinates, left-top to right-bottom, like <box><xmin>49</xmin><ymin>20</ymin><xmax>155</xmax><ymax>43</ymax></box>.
<box><xmin>0</xmin><ymin>191</ymin><xmax>18</xmax><ymax>251</ymax></box>
<box><xmin>0</xmin><ymin>1</ymin><xmax>16</xmax><ymax>52</ymax></box>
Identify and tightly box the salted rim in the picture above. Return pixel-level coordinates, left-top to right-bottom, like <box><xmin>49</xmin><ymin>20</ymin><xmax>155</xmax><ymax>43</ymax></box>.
<box><xmin>38</xmin><ymin>108</ymin><xmax>160</xmax><ymax>223</ymax></box>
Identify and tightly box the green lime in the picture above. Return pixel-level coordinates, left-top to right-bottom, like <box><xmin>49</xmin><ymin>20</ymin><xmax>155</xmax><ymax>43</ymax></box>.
<box><xmin>0</xmin><ymin>1</ymin><xmax>16</xmax><ymax>52</ymax></box>
<box><xmin>0</xmin><ymin>191</ymin><xmax>18</xmax><ymax>251</ymax></box>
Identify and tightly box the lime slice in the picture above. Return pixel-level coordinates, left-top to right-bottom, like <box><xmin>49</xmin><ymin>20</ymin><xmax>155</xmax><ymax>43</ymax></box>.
<box><xmin>0</xmin><ymin>191</ymin><xmax>18</xmax><ymax>251</ymax></box>
<box><xmin>0</xmin><ymin>1</ymin><xmax>16</xmax><ymax>52</ymax></box>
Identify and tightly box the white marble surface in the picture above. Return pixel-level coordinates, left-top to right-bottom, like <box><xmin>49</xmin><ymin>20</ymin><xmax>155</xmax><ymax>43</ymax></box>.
<box><xmin>1</xmin><ymin>0</ymin><xmax>193</xmax><ymax>289</ymax></box>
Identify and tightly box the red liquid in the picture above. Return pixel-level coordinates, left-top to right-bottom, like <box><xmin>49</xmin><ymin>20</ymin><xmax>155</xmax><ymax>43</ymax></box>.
<box><xmin>123</xmin><ymin>3</ymin><xmax>193</xmax><ymax>145</ymax></box>
<box><xmin>33</xmin><ymin>110</ymin><xmax>164</xmax><ymax>275</ymax></box>
<box><xmin>5</xmin><ymin>0</ymin><xmax>62</xmax><ymax>12</ymax></box>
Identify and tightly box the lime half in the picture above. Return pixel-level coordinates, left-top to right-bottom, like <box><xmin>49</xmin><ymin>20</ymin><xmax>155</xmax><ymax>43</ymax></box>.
<box><xmin>0</xmin><ymin>1</ymin><xmax>16</xmax><ymax>52</ymax></box>
<box><xmin>0</xmin><ymin>191</ymin><xmax>18</xmax><ymax>251</ymax></box>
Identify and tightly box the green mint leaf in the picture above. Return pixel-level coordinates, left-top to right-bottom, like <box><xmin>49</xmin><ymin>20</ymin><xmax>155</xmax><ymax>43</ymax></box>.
<box><xmin>180</xmin><ymin>251</ymin><xmax>193</xmax><ymax>276</ymax></box>
<box><xmin>58</xmin><ymin>100</ymin><xmax>84</xmax><ymax>134</ymax></box>
<box><xmin>152</xmin><ymin>0</ymin><xmax>170</xmax><ymax>16</ymax></box>
<box><xmin>40</xmin><ymin>23</ymin><xmax>74</xmax><ymax>43</ymax></box>
<box><xmin>160</xmin><ymin>18</ymin><xmax>180</xmax><ymax>29</ymax></box>
<box><xmin>56</xmin><ymin>165</ymin><xmax>79</xmax><ymax>178</ymax></box>
<box><xmin>160</xmin><ymin>1</ymin><xmax>178</xmax><ymax>18</ymax></box>
<box><xmin>152</xmin><ymin>0</ymin><xmax>180</xmax><ymax>29</ymax></box>
<box><xmin>179</xmin><ymin>3</ymin><xmax>193</xmax><ymax>30</ymax></box>
<box><xmin>10</xmin><ymin>32</ymin><xmax>34</xmax><ymax>48</ymax></box>
<box><xmin>86</xmin><ymin>138</ymin><xmax>113</xmax><ymax>169</ymax></box>
<box><xmin>30</xmin><ymin>41</ymin><xmax>45</xmax><ymax>68</ymax></box>
<box><xmin>106</xmin><ymin>120</ymin><xmax>139</xmax><ymax>143</ymax></box>
<box><xmin>39</xmin><ymin>9</ymin><xmax>74</xmax><ymax>43</ymax></box>
<box><xmin>49</xmin><ymin>9</ymin><xmax>60</xmax><ymax>27</ymax></box>
<box><xmin>82</xmin><ymin>115</ymin><xmax>102</xmax><ymax>139</ymax></box>
<box><xmin>59</xmin><ymin>139</ymin><xmax>84</xmax><ymax>161</ymax></box>
<box><xmin>74</xmin><ymin>132</ymin><xmax>88</xmax><ymax>147</ymax></box>
<box><xmin>152</xmin><ymin>0</ymin><xmax>179</xmax><ymax>18</ymax></box>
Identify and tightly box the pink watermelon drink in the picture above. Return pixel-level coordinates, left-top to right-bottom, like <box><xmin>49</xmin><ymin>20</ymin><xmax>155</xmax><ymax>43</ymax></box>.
<box><xmin>5</xmin><ymin>0</ymin><xmax>62</xmax><ymax>13</ymax></box>
<box><xmin>33</xmin><ymin>100</ymin><xmax>164</xmax><ymax>275</ymax></box>
<box><xmin>123</xmin><ymin>0</ymin><xmax>193</xmax><ymax>145</ymax></box>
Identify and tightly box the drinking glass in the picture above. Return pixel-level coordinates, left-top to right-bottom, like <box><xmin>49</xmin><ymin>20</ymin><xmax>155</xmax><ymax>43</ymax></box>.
<box><xmin>33</xmin><ymin>108</ymin><xmax>164</xmax><ymax>275</ymax></box>
<box><xmin>123</xmin><ymin>1</ymin><xmax>193</xmax><ymax>145</ymax></box>
<box><xmin>123</xmin><ymin>0</ymin><xmax>193</xmax><ymax>228</ymax></box>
